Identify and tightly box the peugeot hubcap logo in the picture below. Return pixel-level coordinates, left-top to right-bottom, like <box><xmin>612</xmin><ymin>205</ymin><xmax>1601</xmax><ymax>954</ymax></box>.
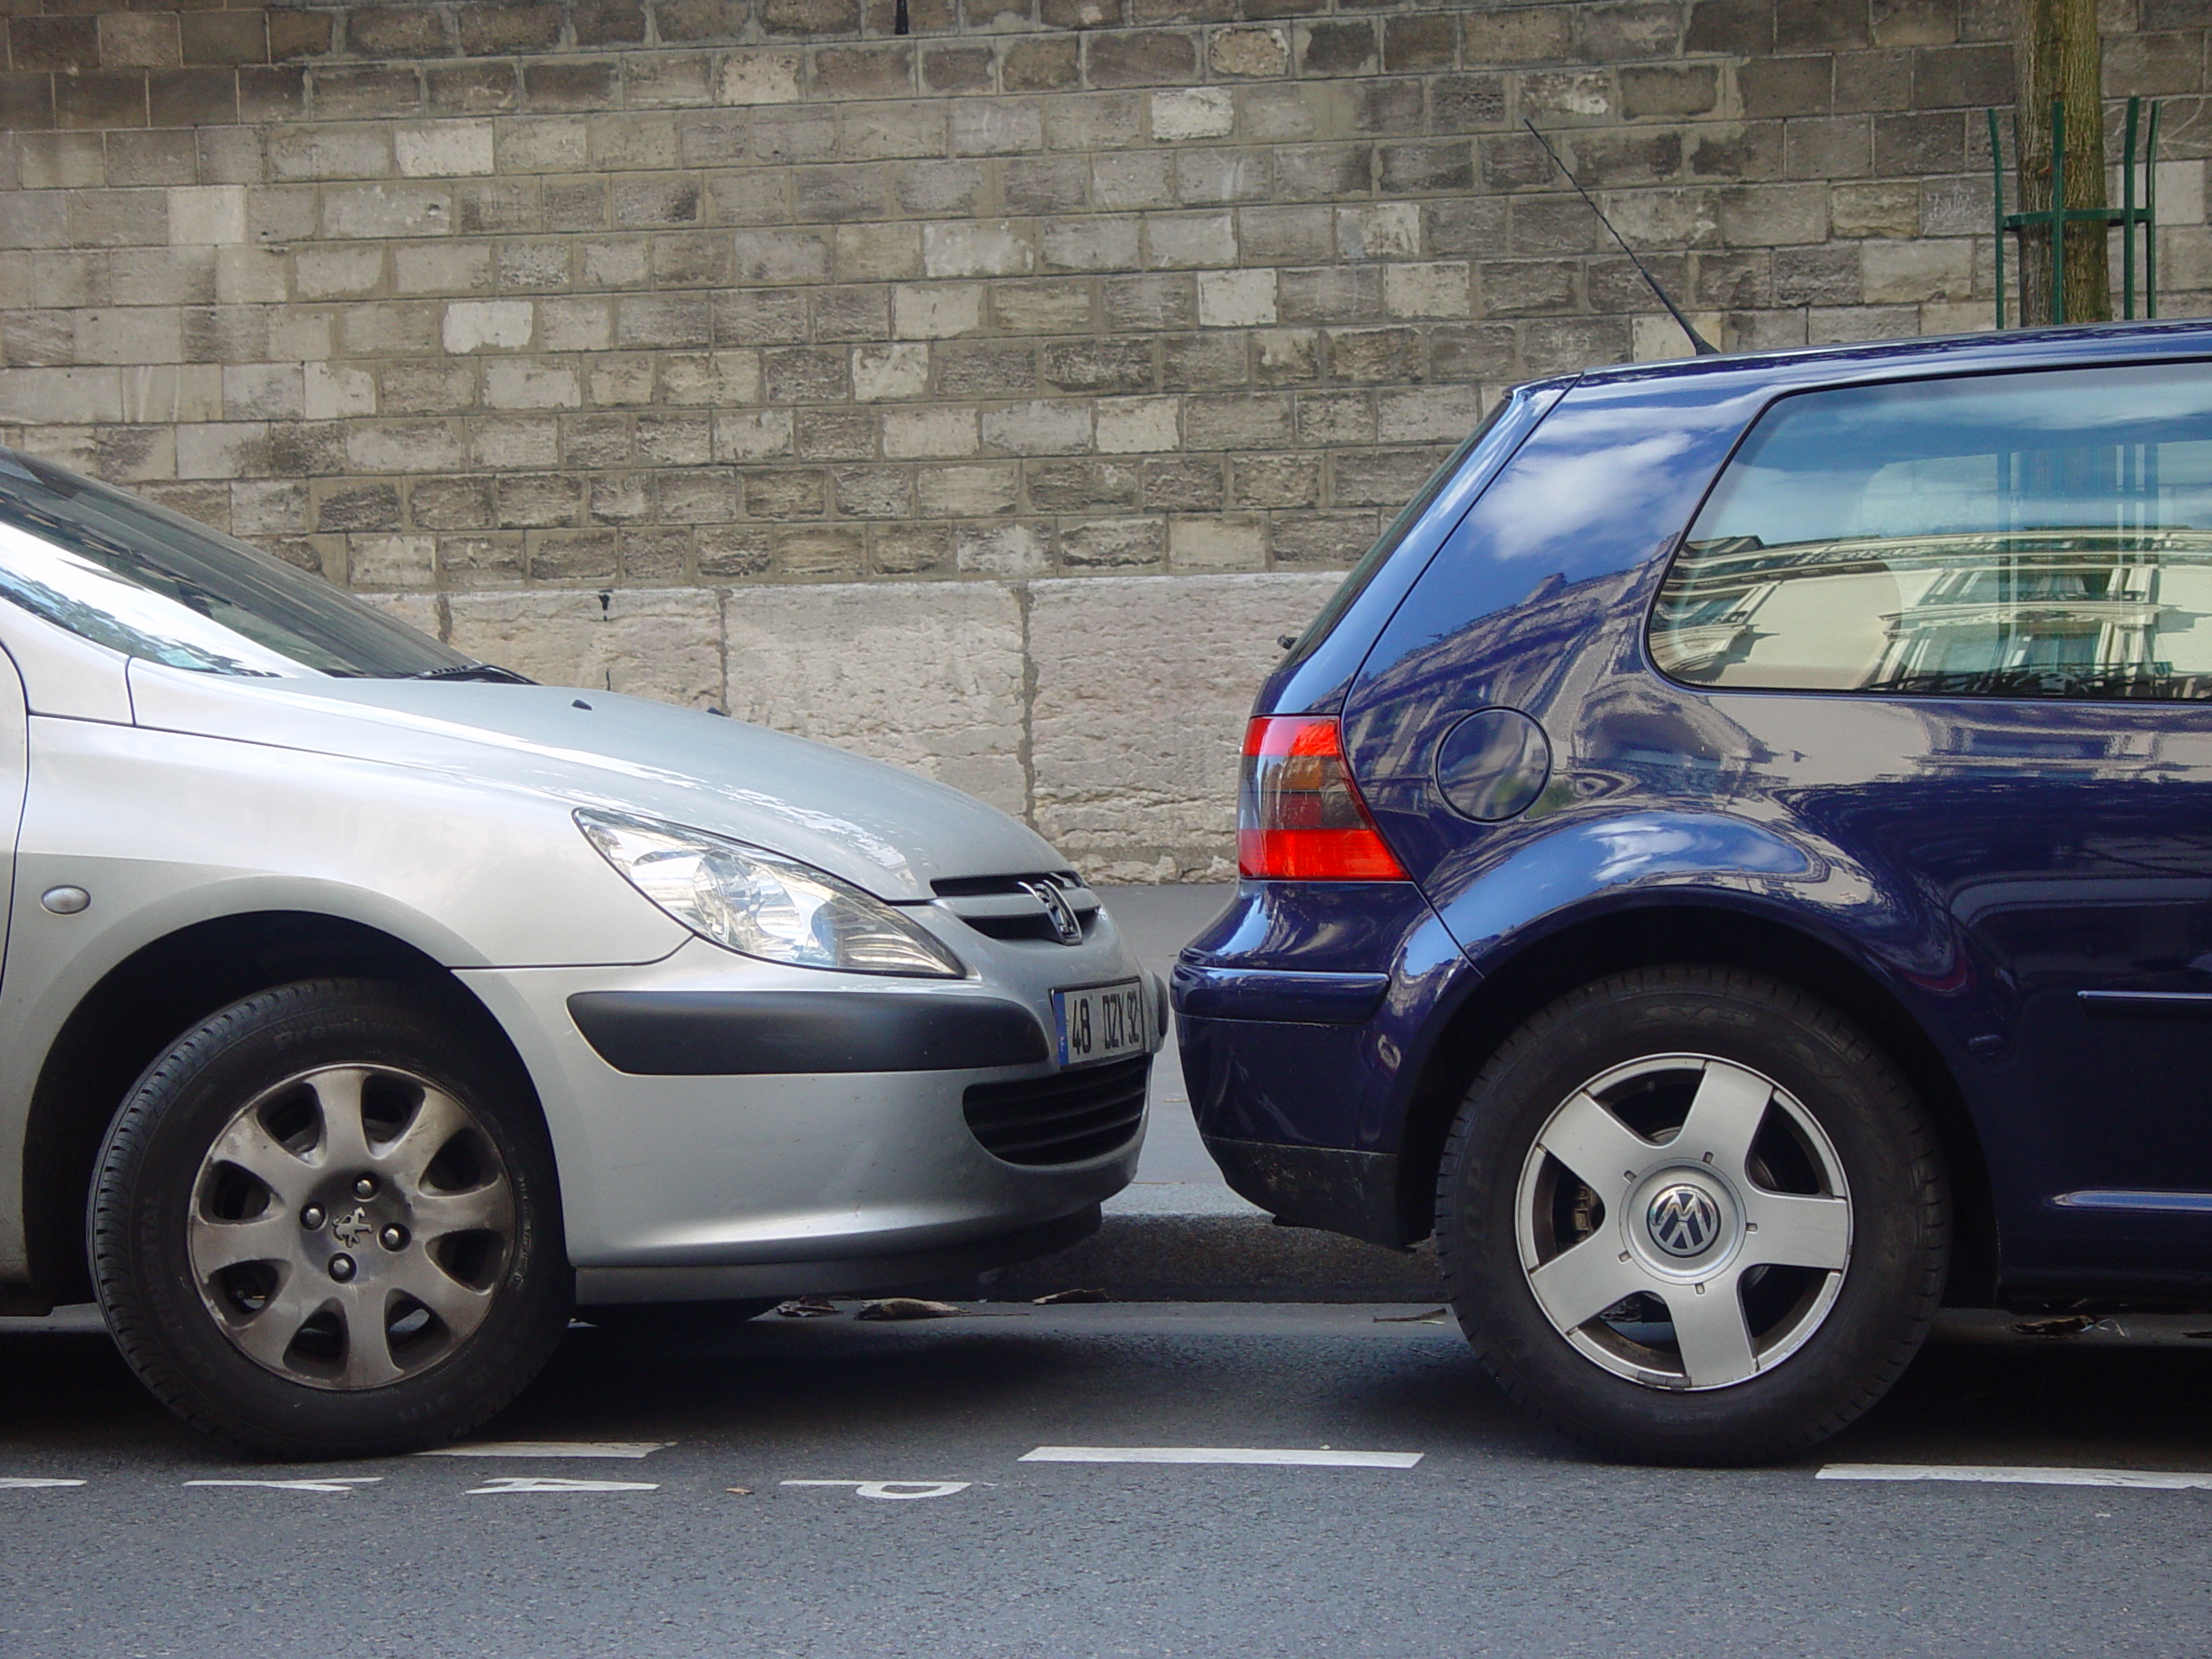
<box><xmin>1645</xmin><ymin>1185</ymin><xmax>1721</xmax><ymax>1258</ymax></box>
<box><xmin>328</xmin><ymin>1205</ymin><xmax>374</xmax><ymax>1250</ymax></box>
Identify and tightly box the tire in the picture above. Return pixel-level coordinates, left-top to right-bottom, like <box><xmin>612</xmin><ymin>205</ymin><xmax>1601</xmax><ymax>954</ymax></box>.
<box><xmin>1434</xmin><ymin>965</ymin><xmax>1948</xmax><ymax>1465</ymax></box>
<box><xmin>91</xmin><ymin>980</ymin><xmax>570</xmax><ymax>1459</ymax></box>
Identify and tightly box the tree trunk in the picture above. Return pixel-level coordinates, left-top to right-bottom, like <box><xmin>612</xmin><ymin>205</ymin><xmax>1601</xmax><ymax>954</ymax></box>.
<box><xmin>2012</xmin><ymin>0</ymin><xmax>2111</xmax><ymax>325</ymax></box>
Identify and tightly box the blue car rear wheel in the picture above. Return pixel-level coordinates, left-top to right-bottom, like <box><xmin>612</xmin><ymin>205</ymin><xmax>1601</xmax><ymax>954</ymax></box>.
<box><xmin>1435</xmin><ymin>964</ymin><xmax>1948</xmax><ymax>1465</ymax></box>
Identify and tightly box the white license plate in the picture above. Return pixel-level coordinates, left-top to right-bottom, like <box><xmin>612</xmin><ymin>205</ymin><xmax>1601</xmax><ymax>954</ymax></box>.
<box><xmin>1052</xmin><ymin>979</ymin><xmax>1148</xmax><ymax>1068</ymax></box>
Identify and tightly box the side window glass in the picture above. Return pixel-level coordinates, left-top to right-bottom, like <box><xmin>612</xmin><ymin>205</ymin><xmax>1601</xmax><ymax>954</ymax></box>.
<box><xmin>1650</xmin><ymin>360</ymin><xmax>2212</xmax><ymax>699</ymax></box>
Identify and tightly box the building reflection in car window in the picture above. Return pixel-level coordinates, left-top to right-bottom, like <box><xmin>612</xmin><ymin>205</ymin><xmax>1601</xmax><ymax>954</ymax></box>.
<box><xmin>1652</xmin><ymin>361</ymin><xmax>2212</xmax><ymax>700</ymax></box>
<box><xmin>0</xmin><ymin>446</ymin><xmax>466</xmax><ymax>679</ymax></box>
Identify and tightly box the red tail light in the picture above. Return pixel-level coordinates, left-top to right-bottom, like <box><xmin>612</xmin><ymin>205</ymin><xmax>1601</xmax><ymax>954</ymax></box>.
<box><xmin>1237</xmin><ymin>715</ymin><xmax>1408</xmax><ymax>881</ymax></box>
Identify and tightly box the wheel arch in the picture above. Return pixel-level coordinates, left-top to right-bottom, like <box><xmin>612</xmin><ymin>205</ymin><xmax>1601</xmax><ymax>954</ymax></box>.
<box><xmin>20</xmin><ymin>910</ymin><xmax>545</xmax><ymax>1308</ymax></box>
<box><xmin>1395</xmin><ymin>901</ymin><xmax>1998</xmax><ymax>1305</ymax></box>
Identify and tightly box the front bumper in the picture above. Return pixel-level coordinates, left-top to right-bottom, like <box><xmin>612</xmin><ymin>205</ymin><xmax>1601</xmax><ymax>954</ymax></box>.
<box><xmin>567</xmin><ymin>988</ymin><xmax>1048</xmax><ymax>1075</ymax></box>
<box><xmin>575</xmin><ymin>1206</ymin><xmax>1104</xmax><ymax>1304</ymax></box>
<box><xmin>460</xmin><ymin>921</ymin><xmax>1164</xmax><ymax>1298</ymax></box>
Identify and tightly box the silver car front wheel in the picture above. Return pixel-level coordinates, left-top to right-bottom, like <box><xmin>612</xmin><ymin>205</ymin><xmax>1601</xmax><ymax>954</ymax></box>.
<box><xmin>93</xmin><ymin>980</ymin><xmax>569</xmax><ymax>1457</ymax></box>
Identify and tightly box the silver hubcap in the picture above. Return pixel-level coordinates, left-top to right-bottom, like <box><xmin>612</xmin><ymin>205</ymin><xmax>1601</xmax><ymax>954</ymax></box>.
<box><xmin>1514</xmin><ymin>1054</ymin><xmax>1852</xmax><ymax>1392</ymax></box>
<box><xmin>188</xmin><ymin>1065</ymin><xmax>516</xmax><ymax>1391</ymax></box>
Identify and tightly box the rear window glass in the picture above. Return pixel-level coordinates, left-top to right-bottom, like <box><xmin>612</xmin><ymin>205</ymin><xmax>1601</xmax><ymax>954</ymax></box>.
<box><xmin>1286</xmin><ymin>399</ymin><xmax>1505</xmax><ymax>658</ymax></box>
<box><xmin>1650</xmin><ymin>360</ymin><xmax>2212</xmax><ymax>700</ymax></box>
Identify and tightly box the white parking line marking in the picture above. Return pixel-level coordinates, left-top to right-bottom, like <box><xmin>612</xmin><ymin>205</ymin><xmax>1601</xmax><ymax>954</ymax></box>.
<box><xmin>418</xmin><ymin>1440</ymin><xmax>670</xmax><ymax>1459</ymax></box>
<box><xmin>185</xmin><ymin>1478</ymin><xmax>383</xmax><ymax>1494</ymax></box>
<box><xmin>1819</xmin><ymin>1464</ymin><xmax>2212</xmax><ymax>1491</ymax></box>
<box><xmin>780</xmin><ymin>1479</ymin><xmax>972</xmax><ymax>1501</ymax></box>
<box><xmin>416</xmin><ymin>1433</ymin><xmax>668</xmax><ymax>1459</ymax></box>
<box><xmin>1020</xmin><ymin>1446</ymin><xmax>1423</xmax><ymax>1469</ymax></box>
<box><xmin>0</xmin><ymin>1477</ymin><xmax>86</xmax><ymax>1489</ymax></box>
<box><xmin>466</xmin><ymin>1476</ymin><xmax>660</xmax><ymax>1495</ymax></box>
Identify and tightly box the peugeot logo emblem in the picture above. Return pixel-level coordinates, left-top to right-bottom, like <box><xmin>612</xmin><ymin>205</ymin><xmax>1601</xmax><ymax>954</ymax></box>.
<box><xmin>328</xmin><ymin>1205</ymin><xmax>374</xmax><ymax>1250</ymax></box>
<box><xmin>1019</xmin><ymin>878</ymin><xmax>1085</xmax><ymax>946</ymax></box>
<box><xmin>1645</xmin><ymin>1185</ymin><xmax>1721</xmax><ymax>1258</ymax></box>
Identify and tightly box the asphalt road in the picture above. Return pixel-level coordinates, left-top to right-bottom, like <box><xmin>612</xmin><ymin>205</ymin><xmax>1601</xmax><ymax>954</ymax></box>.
<box><xmin>5</xmin><ymin>1303</ymin><xmax>2211</xmax><ymax>1658</ymax></box>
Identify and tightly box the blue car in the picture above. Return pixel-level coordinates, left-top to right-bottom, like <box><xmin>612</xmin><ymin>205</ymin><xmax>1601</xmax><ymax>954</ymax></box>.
<box><xmin>1176</xmin><ymin>319</ymin><xmax>2212</xmax><ymax>1465</ymax></box>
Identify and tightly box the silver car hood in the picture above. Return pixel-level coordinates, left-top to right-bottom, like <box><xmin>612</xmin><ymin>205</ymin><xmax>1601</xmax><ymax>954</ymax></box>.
<box><xmin>125</xmin><ymin>665</ymin><xmax>1064</xmax><ymax>900</ymax></box>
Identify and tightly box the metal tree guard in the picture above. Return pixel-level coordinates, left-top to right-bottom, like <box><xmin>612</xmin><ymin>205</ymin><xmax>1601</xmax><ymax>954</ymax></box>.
<box><xmin>1988</xmin><ymin>94</ymin><xmax>2162</xmax><ymax>327</ymax></box>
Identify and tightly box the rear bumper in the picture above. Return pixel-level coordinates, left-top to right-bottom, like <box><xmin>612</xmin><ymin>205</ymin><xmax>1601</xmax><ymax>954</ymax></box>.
<box><xmin>1177</xmin><ymin>1005</ymin><xmax>1429</xmax><ymax>1249</ymax></box>
<box><xmin>1201</xmin><ymin>1135</ymin><xmax>1407</xmax><ymax>1250</ymax></box>
<box><xmin>1171</xmin><ymin>964</ymin><xmax>1389</xmax><ymax>1024</ymax></box>
<box><xmin>1173</xmin><ymin>880</ymin><xmax>1471</xmax><ymax>1251</ymax></box>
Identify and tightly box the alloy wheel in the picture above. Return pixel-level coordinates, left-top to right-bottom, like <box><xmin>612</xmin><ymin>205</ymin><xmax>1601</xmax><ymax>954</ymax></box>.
<box><xmin>187</xmin><ymin>1064</ymin><xmax>517</xmax><ymax>1391</ymax></box>
<box><xmin>1514</xmin><ymin>1052</ymin><xmax>1852</xmax><ymax>1391</ymax></box>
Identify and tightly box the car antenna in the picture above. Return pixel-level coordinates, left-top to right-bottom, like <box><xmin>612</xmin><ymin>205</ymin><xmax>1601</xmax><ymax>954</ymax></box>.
<box><xmin>1522</xmin><ymin>119</ymin><xmax>1719</xmax><ymax>357</ymax></box>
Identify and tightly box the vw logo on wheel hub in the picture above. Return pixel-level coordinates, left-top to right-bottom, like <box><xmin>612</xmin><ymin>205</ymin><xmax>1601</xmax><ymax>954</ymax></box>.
<box><xmin>1645</xmin><ymin>1184</ymin><xmax>1721</xmax><ymax>1258</ymax></box>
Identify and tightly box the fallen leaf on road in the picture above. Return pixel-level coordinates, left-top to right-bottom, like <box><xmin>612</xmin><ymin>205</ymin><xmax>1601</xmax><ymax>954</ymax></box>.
<box><xmin>2014</xmin><ymin>1315</ymin><xmax>2095</xmax><ymax>1337</ymax></box>
<box><xmin>1032</xmin><ymin>1287</ymin><xmax>1111</xmax><ymax>1305</ymax></box>
<box><xmin>773</xmin><ymin>1297</ymin><xmax>839</xmax><ymax>1319</ymax></box>
<box><xmin>854</xmin><ymin>1298</ymin><xmax>963</xmax><ymax>1321</ymax></box>
<box><xmin>726</xmin><ymin>1487</ymin><xmax>752</xmax><ymax>1496</ymax></box>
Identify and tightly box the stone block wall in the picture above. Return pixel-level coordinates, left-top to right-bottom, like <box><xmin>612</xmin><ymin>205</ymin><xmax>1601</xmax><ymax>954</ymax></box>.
<box><xmin>0</xmin><ymin>0</ymin><xmax>2206</xmax><ymax>877</ymax></box>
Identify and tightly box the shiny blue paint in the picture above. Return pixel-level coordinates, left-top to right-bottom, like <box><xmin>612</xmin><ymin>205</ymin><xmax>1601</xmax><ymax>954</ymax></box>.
<box><xmin>1179</xmin><ymin>880</ymin><xmax>1464</xmax><ymax>1153</ymax></box>
<box><xmin>1171</xmin><ymin>964</ymin><xmax>1389</xmax><ymax>1024</ymax></box>
<box><xmin>1179</xmin><ymin>321</ymin><xmax>2212</xmax><ymax>1302</ymax></box>
<box><xmin>1432</xmin><ymin>811</ymin><xmax>1816</xmax><ymax>956</ymax></box>
<box><xmin>1433</xmin><ymin>707</ymin><xmax>1551</xmax><ymax>823</ymax></box>
<box><xmin>1262</xmin><ymin>378</ymin><xmax>1572</xmax><ymax>719</ymax></box>
<box><xmin>1183</xmin><ymin>877</ymin><xmax>1429</xmax><ymax>976</ymax></box>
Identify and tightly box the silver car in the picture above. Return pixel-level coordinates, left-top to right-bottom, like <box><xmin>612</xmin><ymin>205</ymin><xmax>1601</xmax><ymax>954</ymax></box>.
<box><xmin>0</xmin><ymin>447</ymin><xmax>1157</xmax><ymax>1455</ymax></box>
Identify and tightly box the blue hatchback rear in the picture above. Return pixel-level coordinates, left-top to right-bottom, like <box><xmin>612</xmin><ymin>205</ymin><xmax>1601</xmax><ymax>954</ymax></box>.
<box><xmin>1176</xmin><ymin>319</ymin><xmax>2212</xmax><ymax>1464</ymax></box>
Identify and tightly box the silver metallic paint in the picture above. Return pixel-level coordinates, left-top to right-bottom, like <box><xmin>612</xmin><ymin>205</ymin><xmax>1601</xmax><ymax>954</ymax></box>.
<box><xmin>0</xmin><ymin>603</ymin><xmax>1149</xmax><ymax>1296</ymax></box>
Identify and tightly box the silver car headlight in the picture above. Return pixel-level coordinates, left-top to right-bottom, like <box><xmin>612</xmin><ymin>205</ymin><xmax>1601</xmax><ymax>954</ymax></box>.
<box><xmin>575</xmin><ymin>810</ymin><xmax>965</xmax><ymax>978</ymax></box>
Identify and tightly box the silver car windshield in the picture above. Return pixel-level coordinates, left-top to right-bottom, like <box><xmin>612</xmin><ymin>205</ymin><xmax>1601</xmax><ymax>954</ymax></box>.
<box><xmin>0</xmin><ymin>447</ymin><xmax>468</xmax><ymax>679</ymax></box>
